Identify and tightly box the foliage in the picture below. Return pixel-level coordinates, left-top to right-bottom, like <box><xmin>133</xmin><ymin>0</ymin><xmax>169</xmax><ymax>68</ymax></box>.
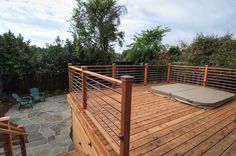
<box><xmin>167</xmin><ymin>46</ymin><xmax>181</xmax><ymax>63</ymax></box>
<box><xmin>0</xmin><ymin>31</ymin><xmax>34</xmax><ymax>94</ymax></box>
<box><xmin>122</xmin><ymin>26</ymin><xmax>170</xmax><ymax>64</ymax></box>
<box><xmin>39</xmin><ymin>37</ymin><xmax>79</xmax><ymax>74</ymax></box>
<box><xmin>181</xmin><ymin>34</ymin><xmax>236</xmax><ymax>68</ymax></box>
<box><xmin>0</xmin><ymin>32</ymin><xmax>78</xmax><ymax>94</ymax></box>
<box><xmin>71</xmin><ymin>0</ymin><xmax>127</xmax><ymax>64</ymax></box>
<box><xmin>0</xmin><ymin>31</ymin><xmax>33</xmax><ymax>76</ymax></box>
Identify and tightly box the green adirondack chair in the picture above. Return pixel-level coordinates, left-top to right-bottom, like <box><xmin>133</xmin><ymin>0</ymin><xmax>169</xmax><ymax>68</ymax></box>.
<box><xmin>29</xmin><ymin>88</ymin><xmax>45</xmax><ymax>103</ymax></box>
<box><xmin>12</xmin><ymin>93</ymin><xmax>33</xmax><ymax>109</ymax></box>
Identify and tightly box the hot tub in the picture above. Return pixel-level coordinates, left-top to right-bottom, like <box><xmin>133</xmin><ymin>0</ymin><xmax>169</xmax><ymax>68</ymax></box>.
<box><xmin>151</xmin><ymin>83</ymin><xmax>235</xmax><ymax>108</ymax></box>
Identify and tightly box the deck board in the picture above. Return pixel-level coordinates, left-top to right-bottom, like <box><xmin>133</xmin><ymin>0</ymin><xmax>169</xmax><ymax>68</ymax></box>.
<box><xmin>202</xmin><ymin>129</ymin><xmax>236</xmax><ymax>156</ymax></box>
<box><xmin>220</xmin><ymin>141</ymin><xmax>236</xmax><ymax>156</ymax></box>
<box><xmin>71</xmin><ymin>84</ymin><xmax>236</xmax><ymax>155</ymax></box>
<box><xmin>131</xmin><ymin>85</ymin><xmax>236</xmax><ymax>156</ymax></box>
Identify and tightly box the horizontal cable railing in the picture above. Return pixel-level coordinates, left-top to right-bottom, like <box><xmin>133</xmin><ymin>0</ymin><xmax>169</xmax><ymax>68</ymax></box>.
<box><xmin>68</xmin><ymin>64</ymin><xmax>133</xmax><ymax>156</ymax></box>
<box><xmin>87</xmin><ymin>65</ymin><xmax>113</xmax><ymax>86</ymax></box>
<box><xmin>76</xmin><ymin>64</ymin><xmax>168</xmax><ymax>86</ymax></box>
<box><xmin>116</xmin><ymin>65</ymin><xmax>145</xmax><ymax>84</ymax></box>
<box><xmin>148</xmin><ymin>65</ymin><xmax>168</xmax><ymax>83</ymax></box>
<box><xmin>76</xmin><ymin>64</ymin><xmax>236</xmax><ymax>94</ymax></box>
<box><xmin>166</xmin><ymin>64</ymin><xmax>236</xmax><ymax>93</ymax></box>
<box><xmin>207</xmin><ymin>67</ymin><xmax>236</xmax><ymax>93</ymax></box>
<box><xmin>69</xmin><ymin>66</ymin><xmax>83</xmax><ymax>108</ymax></box>
<box><xmin>170</xmin><ymin>65</ymin><xmax>205</xmax><ymax>86</ymax></box>
<box><xmin>86</xmin><ymin>74</ymin><xmax>122</xmax><ymax>149</ymax></box>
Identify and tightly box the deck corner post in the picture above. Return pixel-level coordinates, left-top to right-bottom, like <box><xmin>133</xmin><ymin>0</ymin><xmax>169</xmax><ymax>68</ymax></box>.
<box><xmin>167</xmin><ymin>63</ymin><xmax>171</xmax><ymax>83</ymax></box>
<box><xmin>68</xmin><ymin>63</ymin><xmax>72</xmax><ymax>93</ymax></box>
<box><xmin>82</xmin><ymin>66</ymin><xmax>88</xmax><ymax>109</ymax></box>
<box><xmin>120</xmin><ymin>75</ymin><xmax>134</xmax><ymax>156</ymax></box>
<box><xmin>203</xmin><ymin>65</ymin><xmax>209</xmax><ymax>87</ymax></box>
<box><xmin>144</xmin><ymin>63</ymin><xmax>148</xmax><ymax>85</ymax></box>
<box><xmin>19</xmin><ymin>135</ymin><xmax>27</xmax><ymax>156</ymax></box>
<box><xmin>112</xmin><ymin>63</ymin><xmax>117</xmax><ymax>88</ymax></box>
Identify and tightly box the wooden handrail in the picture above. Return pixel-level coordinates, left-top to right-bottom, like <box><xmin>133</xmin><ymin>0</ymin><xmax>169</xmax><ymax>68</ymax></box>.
<box><xmin>208</xmin><ymin>66</ymin><xmax>236</xmax><ymax>71</ymax></box>
<box><xmin>148</xmin><ymin>65</ymin><xmax>167</xmax><ymax>67</ymax></box>
<box><xmin>84</xmin><ymin>70</ymin><xmax>122</xmax><ymax>85</ymax></box>
<box><xmin>0</xmin><ymin>122</ymin><xmax>25</xmax><ymax>132</ymax></box>
<box><xmin>70</xmin><ymin>65</ymin><xmax>121</xmax><ymax>85</ymax></box>
<box><xmin>116</xmin><ymin>65</ymin><xmax>144</xmax><ymax>67</ymax></box>
<box><xmin>69</xmin><ymin>66</ymin><xmax>83</xmax><ymax>72</ymax></box>
<box><xmin>0</xmin><ymin>128</ymin><xmax>27</xmax><ymax>136</ymax></box>
<box><xmin>85</xmin><ymin>65</ymin><xmax>112</xmax><ymax>68</ymax></box>
<box><xmin>171</xmin><ymin>65</ymin><xmax>205</xmax><ymax>69</ymax></box>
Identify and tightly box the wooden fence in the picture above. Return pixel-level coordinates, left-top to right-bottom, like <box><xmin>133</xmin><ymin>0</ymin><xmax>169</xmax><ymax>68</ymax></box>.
<box><xmin>3</xmin><ymin>73</ymin><xmax>68</xmax><ymax>95</ymax></box>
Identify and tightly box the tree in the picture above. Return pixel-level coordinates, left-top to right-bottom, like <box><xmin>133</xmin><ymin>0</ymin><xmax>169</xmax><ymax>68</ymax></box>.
<box><xmin>181</xmin><ymin>33</ymin><xmax>236</xmax><ymax>68</ymax></box>
<box><xmin>122</xmin><ymin>26</ymin><xmax>170</xmax><ymax>64</ymax></box>
<box><xmin>71</xmin><ymin>0</ymin><xmax>127</xmax><ymax>64</ymax></box>
<box><xmin>40</xmin><ymin>37</ymin><xmax>79</xmax><ymax>74</ymax></box>
<box><xmin>0</xmin><ymin>31</ymin><xmax>80</xmax><ymax>95</ymax></box>
<box><xmin>0</xmin><ymin>31</ymin><xmax>34</xmax><ymax>94</ymax></box>
<box><xmin>167</xmin><ymin>46</ymin><xmax>181</xmax><ymax>63</ymax></box>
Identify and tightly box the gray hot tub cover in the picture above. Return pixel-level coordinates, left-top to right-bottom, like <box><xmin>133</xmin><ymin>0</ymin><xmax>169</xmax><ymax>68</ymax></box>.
<box><xmin>151</xmin><ymin>83</ymin><xmax>235</xmax><ymax>108</ymax></box>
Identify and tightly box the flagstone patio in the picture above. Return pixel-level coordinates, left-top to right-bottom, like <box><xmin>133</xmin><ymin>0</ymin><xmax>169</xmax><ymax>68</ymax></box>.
<box><xmin>5</xmin><ymin>95</ymin><xmax>74</xmax><ymax>156</ymax></box>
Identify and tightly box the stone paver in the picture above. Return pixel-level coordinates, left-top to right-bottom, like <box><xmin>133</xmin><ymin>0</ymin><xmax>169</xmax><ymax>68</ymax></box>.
<box><xmin>6</xmin><ymin>95</ymin><xmax>73</xmax><ymax>156</ymax></box>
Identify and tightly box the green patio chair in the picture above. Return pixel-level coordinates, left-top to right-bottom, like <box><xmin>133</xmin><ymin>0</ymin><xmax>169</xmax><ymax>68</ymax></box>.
<box><xmin>29</xmin><ymin>88</ymin><xmax>45</xmax><ymax>103</ymax></box>
<box><xmin>12</xmin><ymin>93</ymin><xmax>33</xmax><ymax>109</ymax></box>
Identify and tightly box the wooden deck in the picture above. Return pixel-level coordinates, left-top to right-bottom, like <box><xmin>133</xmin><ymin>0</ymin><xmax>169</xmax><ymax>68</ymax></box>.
<box><xmin>68</xmin><ymin>64</ymin><xmax>236</xmax><ymax>156</ymax></box>
<box><xmin>129</xmin><ymin>85</ymin><xmax>236</xmax><ymax>156</ymax></box>
<box><xmin>69</xmin><ymin>84</ymin><xmax>236</xmax><ymax>156</ymax></box>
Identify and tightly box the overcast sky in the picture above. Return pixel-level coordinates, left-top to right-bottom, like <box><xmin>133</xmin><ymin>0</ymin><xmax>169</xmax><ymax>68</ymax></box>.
<box><xmin>1</xmin><ymin>0</ymin><xmax>236</xmax><ymax>52</ymax></box>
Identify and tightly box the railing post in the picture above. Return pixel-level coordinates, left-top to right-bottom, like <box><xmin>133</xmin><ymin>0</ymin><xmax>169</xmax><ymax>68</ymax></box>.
<box><xmin>167</xmin><ymin>63</ymin><xmax>171</xmax><ymax>83</ymax></box>
<box><xmin>203</xmin><ymin>65</ymin><xmax>209</xmax><ymax>87</ymax></box>
<box><xmin>82</xmin><ymin>66</ymin><xmax>88</xmax><ymax>109</ymax></box>
<box><xmin>144</xmin><ymin>64</ymin><xmax>148</xmax><ymax>85</ymax></box>
<box><xmin>120</xmin><ymin>75</ymin><xmax>134</xmax><ymax>156</ymax></box>
<box><xmin>18</xmin><ymin>126</ymin><xmax>27</xmax><ymax>156</ymax></box>
<box><xmin>6</xmin><ymin>120</ymin><xmax>13</xmax><ymax>156</ymax></box>
<box><xmin>112</xmin><ymin>63</ymin><xmax>117</xmax><ymax>88</ymax></box>
<box><xmin>19</xmin><ymin>135</ymin><xmax>27</xmax><ymax>156</ymax></box>
<box><xmin>68</xmin><ymin>63</ymin><xmax>72</xmax><ymax>93</ymax></box>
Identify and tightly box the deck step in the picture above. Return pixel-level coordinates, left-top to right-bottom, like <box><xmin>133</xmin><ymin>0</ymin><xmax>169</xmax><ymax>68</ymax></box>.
<box><xmin>60</xmin><ymin>150</ymin><xmax>89</xmax><ymax>156</ymax></box>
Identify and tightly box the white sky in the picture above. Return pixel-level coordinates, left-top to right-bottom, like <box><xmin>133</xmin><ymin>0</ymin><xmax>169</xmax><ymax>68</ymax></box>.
<box><xmin>1</xmin><ymin>0</ymin><xmax>236</xmax><ymax>52</ymax></box>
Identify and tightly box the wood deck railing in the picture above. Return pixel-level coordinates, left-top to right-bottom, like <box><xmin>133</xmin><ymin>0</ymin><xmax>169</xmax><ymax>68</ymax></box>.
<box><xmin>78</xmin><ymin>64</ymin><xmax>167</xmax><ymax>85</ymax></box>
<box><xmin>0</xmin><ymin>117</ymin><xmax>28</xmax><ymax>156</ymax></box>
<box><xmin>68</xmin><ymin>63</ymin><xmax>236</xmax><ymax>156</ymax></box>
<box><xmin>73</xmin><ymin>63</ymin><xmax>235</xmax><ymax>94</ymax></box>
<box><xmin>68</xmin><ymin>65</ymin><xmax>133</xmax><ymax>156</ymax></box>
<box><xmin>168</xmin><ymin>65</ymin><xmax>236</xmax><ymax>93</ymax></box>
